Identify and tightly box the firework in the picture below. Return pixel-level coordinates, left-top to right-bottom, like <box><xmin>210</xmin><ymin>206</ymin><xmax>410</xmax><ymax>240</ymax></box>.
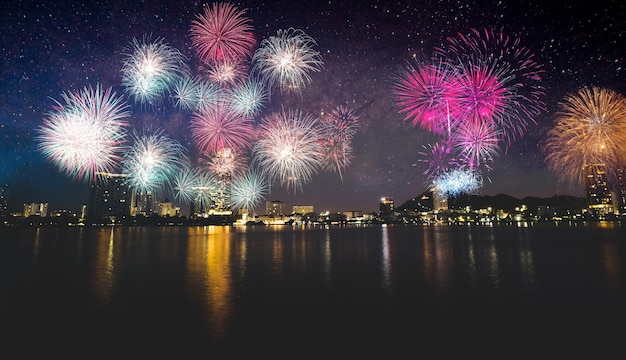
<box><xmin>230</xmin><ymin>169</ymin><xmax>268</xmax><ymax>213</ymax></box>
<box><xmin>544</xmin><ymin>86</ymin><xmax>626</xmax><ymax>185</ymax></box>
<box><xmin>190</xmin><ymin>2</ymin><xmax>255</xmax><ymax>64</ymax></box>
<box><xmin>172</xmin><ymin>75</ymin><xmax>199</xmax><ymax>112</ymax></box>
<box><xmin>252</xmin><ymin>28</ymin><xmax>323</xmax><ymax>96</ymax></box>
<box><xmin>453</xmin><ymin>119</ymin><xmax>501</xmax><ymax>170</ymax></box>
<box><xmin>418</xmin><ymin>140</ymin><xmax>459</xmax><ymax>184</ymax></box>
<box><xmin>437</xmin><ymin>28</ymin><xmax>545</xmax><ymax>143</ymax></box>
<box><xmin>202</xmin><ymin>147</ymin><xmax>249</xmax><ymax>179</ymax></box>
<box><xmin>121</xmin><ymin>36</ymin><xmax>187</xmax><ymax>107</ymax></box>
<box><xmin>318</xmin><ymin>106</ymin><xmax>360</xmax><ymax>181</ymax></box>
<box><xmin>227</xmin><ymin>79</ymin><xmax>268</xmax><ymax>117</ymax></box>
<box><xmin>190</xmin><ymin>104</ymin><xmax>255</xmax><ymax>155</ymax></box>
<box><xmin>173</xmin><ymin>165</ymin><xmax>200</xmax><ymax>204</ymax></box>
<box><xmin>200</xmin><ymin>59</ymin><xmax>248</xmax><ymax>87</ymax></box>
<box><xmin>253</xmin><ymin>109</ymin><xmax>323</xmax><ymax>191</ymax></box>
<box><xmin>432</xmin><ymin>168</ymin><xmax>483</xmax><ymax>198</ymax></box>
<box><xmin>195</xmin><ymin>79</ymin><xmax>223</xmax><ymax>114</ymax></box>
<box><xmin>192</xmin><ymin>171</ymin><xmax>218</xmax><ymax>212</ymax></box>
<box><xmin>38</xmin><ymin>84</ymin><xmax>130</xmax><ymax>183</ymax></box>
<box><xmin>393</xmin><ymin>60</ymin><xmax>459</xmax><ymax>134</ymax></box>
<box><xmin>122</xmin><ymin>128</ymin><xmax>188</xmax><ymax>195</ymax></box>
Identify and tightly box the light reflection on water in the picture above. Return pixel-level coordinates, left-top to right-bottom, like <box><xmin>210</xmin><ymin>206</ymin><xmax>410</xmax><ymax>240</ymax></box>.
<box><xmin>1</xmin><ymin>223</ymin><xmax>625</xmax><ymax>354</ymax></box>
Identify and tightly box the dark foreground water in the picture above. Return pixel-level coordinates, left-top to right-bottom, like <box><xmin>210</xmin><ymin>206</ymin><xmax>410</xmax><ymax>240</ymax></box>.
<box><xmin>1</xmin><ymin>223</ymin><xmax>626</xmax><ymax>357</ymax></box>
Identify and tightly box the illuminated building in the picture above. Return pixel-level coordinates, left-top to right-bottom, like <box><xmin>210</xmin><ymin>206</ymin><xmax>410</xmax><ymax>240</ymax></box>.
<box><xmin>23</xmin><ymin>202</ymin><xmax>48</xmax><ymax>218</ymax></box>
<box><xmin>379</xmin><ymin>197</ymin><xmax>394</xmax><ymax>214</ymax></box>
<box><xmin>293</xmin><ymin>205</ymin><xmax>314</xmax><ymax>215</ymax></box>
<box><xmin>583</xmin><ymin>164</ymin><xmax>617</xmax><ymax>214</ymax></box>
<box><xmin>159</xmin><ymin>202</ymin><xmax>180</xmax><ymax>217</ymax></box>
<box><xmin>266</xmin><ymin>200</ymin><xmax>286</xmax><ymax>217</ymax></box>
<box><xmin>134</xmin><ymin>190</ymin><xmax>158</xmax><ymax>216</ymax></box>
<box><xmin>87</xmin><ymin>173</ymin><xmax>132</xmax><ymax>222</ymax></box>
<box><xmin>617</xmin><ymin>168</ymin><xmax>626</xmax><ymax>212</ymax></box>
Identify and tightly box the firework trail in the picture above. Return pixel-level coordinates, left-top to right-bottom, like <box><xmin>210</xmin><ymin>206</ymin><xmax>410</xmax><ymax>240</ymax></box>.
<box><xmin>190</xmin><ymin>104</ymin><xmax>255</xmax><ymax>155</ymax></box>
<box><xmin>38</xmin><ymin>84</ymin><xmax>130</xmax><ymax>183</ymax></box>
<box><xmin>230</xmin><ymin>169</ymin><xmax>269</xmax><ymax>213</ymax></box>
<box><xmin>190</xmin><ymin>2</ymin><xmax>256</xmax><ymax>64</ymax></box>
<box><xmin>253</xmin><ymin>108</ymin><xmax>323</xmax><ymax>191</ymax></box>
<box><xmin>252</xmin><ymin>28</ymin><xmax>323</xmax><ymax>96</ymax></box>
<box><xmin>172</xmin><ymin>75</ymin><xmax>200</xmax><ymax>112</ymax></box>
<box><xmin>227</xmin><ymin>79</ymin><xmax>268</xmax><ymax>118</ymax></box>
<box><xmin>544</xmin><ymin>86</ymin><xmax>626</xmax><ymax>185</ymax></box>
<box><xmin>121</xmin><ymin>36</ymin><xmax>187</xmax><ymax>107</ymax></box>
<box><xmin>122</xmin><ymin>128</ymin><xmax>189</xmax><ymax>195</ymax></box>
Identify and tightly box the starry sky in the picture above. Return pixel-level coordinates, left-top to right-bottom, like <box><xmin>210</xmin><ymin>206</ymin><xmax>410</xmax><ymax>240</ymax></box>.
<box><xmin>1</xmin><ymin>0</ymin><xmax>625</xmax><ymax>214</ymax></box>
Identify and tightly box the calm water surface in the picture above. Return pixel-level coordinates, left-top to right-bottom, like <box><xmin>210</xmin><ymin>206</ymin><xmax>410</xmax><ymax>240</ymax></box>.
<box><xmin>1</xmin><ymin>223</ymin><xmax>625</xmax><ymax>356</ymax></box>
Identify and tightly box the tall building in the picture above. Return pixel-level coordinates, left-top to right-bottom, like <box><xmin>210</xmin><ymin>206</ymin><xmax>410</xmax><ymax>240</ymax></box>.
<box><xmin>379</xmin><ymin>197</ymin><xmax>394</xmax><ymax>214</ymax></box>
<box><xmin>617</xmin><ymin>168</ymin><xmax>626</xmax><ymax>212</ymax></box>
<box><xmin>266</xmin><ymin>200</ymin><xmax>286</xmax><ymax>217</ymax></box>
<box><xmin>88</xmin><ymin>173</ymin><xmax>132</xmax><ymax>222</ymax></box>
<box><xmin>23</xmin><ymin>202</ymin><xmax>48</xmax><ymax>218</ymax></box>
<box><xmin>584</xmin><ymin>164</ymin><xmax>616</xmax><ymax>214</ymax></box>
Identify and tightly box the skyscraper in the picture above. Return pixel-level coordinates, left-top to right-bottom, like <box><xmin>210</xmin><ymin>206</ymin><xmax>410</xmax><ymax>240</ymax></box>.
<box><xmin>584</xmin><ymin>164</ymin><xmax>616</xmax><ymax>214</ymax></box>
<box><xmin>0</xmin><ymin>184</ymin><xmax>8</xmax><ymax>217</ymax></box>
<box><xmin>87</xmin><ymin>173</ymin><xmax>132</xmax><ymax>222</ymax></box>
<box><xmin>266</xmin><ymin>200</ymin><xmax>286</xmax><ymax>217</ymax></box>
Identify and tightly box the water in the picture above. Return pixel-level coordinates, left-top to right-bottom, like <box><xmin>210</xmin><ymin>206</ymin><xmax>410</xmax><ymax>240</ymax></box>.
<box><xmin>1</xmin><ymin>223</ymin><xmax>625</xmax><ymax>356</ymax></box>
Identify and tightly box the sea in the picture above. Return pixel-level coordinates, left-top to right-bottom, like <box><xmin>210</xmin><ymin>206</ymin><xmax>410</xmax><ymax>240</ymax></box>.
<box><xmin>1</xmin><ymin>222</ymin><xmax>625</xmax><ymax>357</ymax></box>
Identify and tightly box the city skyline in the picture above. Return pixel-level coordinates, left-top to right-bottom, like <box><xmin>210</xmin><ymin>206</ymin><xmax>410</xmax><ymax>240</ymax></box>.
<box><xmin>1</xmin><ymin>1</ymin><xmax>625</xmax><ymax>214</ymax></box>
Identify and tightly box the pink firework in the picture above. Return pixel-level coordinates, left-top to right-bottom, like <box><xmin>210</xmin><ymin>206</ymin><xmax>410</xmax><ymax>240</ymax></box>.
<box><xmin>190</xmin><ymin>2</ymin><xmax>256</xmax><ymax>64</ymax></box>
<box><xmin>322</xmin><ymin>106</ymin><xmax>360</xmax><ymax>139</ymax></box>
<box><xmin>452</xmin><ymin>119</ymin><xmax>501</xmax><ymax>170</ymax></box>
<box><xmin>199</xmin><ymin>59</ymin><xmax>248</xmax><ymax>88</ymax></box>
<box><xmin>438</xmin><ymin>28</ymin><xmax>545</xmax><ymax>143</ymax></box>
<box><xmin>393</xmin><ymin>60</ymin><xmax>460</xmax><ymax>134</ymax></box>
<box><xmin>318</xmin><ymin>106</ymin><xmax>360</xmax><ymax>181</ymax></box>
<box><xmin>38</xmin><ymin>84</ymin><xmax>129</xmax><ymax>183</ymax></box>
<box><xmin>200</xmin><ymin>147</ymin><xmax>249</xmax><ymax>179</ymax></box>
<box><xmin>190</xmin><ymin>104</ymin><xmax>255</xmax><ymax>155</ymax></box>
<box><xmin>253</xmin><ymin>109</ymin><xmax>323</xmax><ymax>191</ymax></box>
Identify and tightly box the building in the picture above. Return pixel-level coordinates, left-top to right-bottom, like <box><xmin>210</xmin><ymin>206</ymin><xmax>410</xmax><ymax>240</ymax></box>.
<box><xmin>23</xmin><ymin>202</ymin><xmax>49</xmax><ymax>218</ymax></box>
<box><xmin>159</xmin><ymin>202</ymin><xmax>180</xmax><ymax>217</ymax></box>
<box><xmin>617</xmin><ymin>168</ymin><xmax>626</xmax><ymax>213</ymax></box>
<box><xmin>584</xmin><ymin>164</ymin><xmax>617</xmax><ymax>214</ymax></box>
<box><xmin>293</xmin><ymin>205</ymin><xmax>314</xmax><ymax>215</ymax></box>
<box><xmin>133</xmin><ymin>190</ymin><xmax>158</xmax><ymax>216</ymax></box>
<box><xmin>379</xmin><ymin>197</ymin><xmax>394</xmax><ymax>214</ymax></box>
<box><xmin>266</xmin><ymin>200</ymin><xmax>286</xmax><ymax>217</ymax></box>
<box><xmin>88</xmin><ymin>173</ymin><xmax>132</xmax><ymax>222</ymax></box>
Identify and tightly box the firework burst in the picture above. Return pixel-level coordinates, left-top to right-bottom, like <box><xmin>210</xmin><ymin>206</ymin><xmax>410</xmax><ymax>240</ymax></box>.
<box><xmin>418</xmin><ymin>140</ymin><xmax>459</xmax><ymax>184</ymax></box>
<box><xmin>453</xmin><ymin>119</ymin><xmax>501</xmax><ymax>170</ymax></box>
<box><xmin>227</xmin><ymin>79</ymin><xmax>268</xmax><ymax>117</ymax></box>
<box><xmin>200</xmin><ymin>59</ymin><xmax>248</xmax><ymax>88</ymax></box>
<box><xmin>393</xmin><ymin>60</ymin><xmax>459</xmax><ymax>134</ymax></box>
<box><xmin>230</xmin><ymin>169</ymin><xmax>269</xmax><ymax>213</ymax></box>
<box><xmin>190</xmin><ymin>104</ymin><xmax>255</xmax><ymax>155</ymax></box>
<box><xmin>122</xmin><ymin>128</ymin><xmax>188</xmax><ymax>195</ymax></box>
<box><xmin>38</xmin><ymin>84</ymin><xmax>130</xmax><ymax>183</ymax></box>
<box><xmin>252</xmin><ymin>28</ymin><xmax>323</xmax><ymax>96</ymax></box>
<box><xmin>544</xmin><ymin>86</ymin><xmax>626</xmax><ymax>185</ymax></box>
<box><xmin>121</xmin><ymin>36</ymin><xmax>187</xmax><ymax>107</ymax></box>
<box><xmin>318</xmin><ymin>106</ymin><xmax>360</xmax><ymax>181</ymax></box>
<box><xmin>253</xmin><ymin>108</ymin><xmax>323</xmax><ymax>191</ymax></box>
<box><xmin>202</xmin><ymin>147</ymin><xmax>249</xmax><ymax>179</ymax></box>
<box><xmin>190</xmin><ymin>2</ymin><xmax>255</xmax><ymax>64</ymax></box>
<box><xmin>432</xmin><ymin>167</ymin><xmax>483</xmax><ymax>198</ymax></box>
<box><xmin>173</xmin><ymin>165</ymin><xmax>200</xmax><ymax>204</ymax></box>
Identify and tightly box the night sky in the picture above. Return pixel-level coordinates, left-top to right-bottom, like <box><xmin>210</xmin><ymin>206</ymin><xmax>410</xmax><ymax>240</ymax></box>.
<box><xmin>1</xmin><ymin>0</ymin><xmax>625</xmax><ymax>214</ymax></box>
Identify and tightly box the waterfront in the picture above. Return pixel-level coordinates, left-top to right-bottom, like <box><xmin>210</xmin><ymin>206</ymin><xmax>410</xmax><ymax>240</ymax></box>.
<box><xmin>1</xmin><ymin>223</ymin><xmax>625</xmax><ymax>356</ymax></box>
